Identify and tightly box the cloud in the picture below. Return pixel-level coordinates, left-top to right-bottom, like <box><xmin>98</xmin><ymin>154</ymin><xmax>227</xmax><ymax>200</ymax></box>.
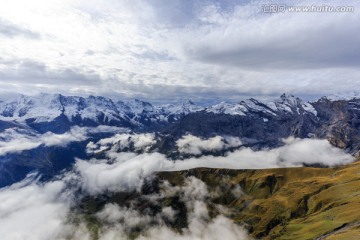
<box><xmin>0</xmin><ymin>127</ymin><xmax>87</xmax><ymax>156</ymax></box>
<box><xmin>89</xmin><ymin>176</ymin><xmax>250</xmax><ymax>240</ymax></box>
<box><xmin>185</xmin><ymin>1</ymin><xmax>360</xmax><ymax>70</ymax></box>
<box><xmin>78</xmin><ymin>134</ymin><xmax>354</xmax><ymax>195</ymax></box>
<box><xmin>91</xmin><ymin>175</ymin><xmax>250</xmax><ymax>240</ymax></box>
<box><xmin>140</xmin><ymin>215</ymin><xmax>248</xmax><ymax>240</ymax></box>
<box><xmin>87</xmin><ymin>133</ymin><xmax>156</xmax><ymax>154</ymax></box>
<box><xmin>0</xmin><ymin>174</ymin><xmax>73</xmax><ymax>240</ymax></box>
<box><xmin>0</xmin><ymin>18</ymin><xmax>40</xmax><ymax>39</ymax></box>
<box><xmin>176</xmin><ymin>134</ymin><xmax>242</xmax><ymax>155</ymax></box>
<box><xmin>75</xmin><ymin>152</ymin><xmax>166</xmax><ymax>194</ymax></box>
<box><xmin>0</xmin><ymin>132</ymin><xmax>355</xmax><ymax>239</ymax></box>
<box><xmin>96</xmin><ymin>203</ymin><xmax>153</xmax><ymax>227</ymax></box>
<box><xmin>135</xmin><ymin>177</ymin><xmax>249</xmax><ymax>240</ymax></box>
<box><xmin>0</xmin><ymin>60</ymin><xmax>100</xmax><ymax>87</ymax></box>
<box><xmin>173</xmin><ymin>137</ymin><xmax>355</xmax><ymax>170</ymax></box>
<box><xmin>0</xmin><ymin>165</ymin><xmax>250</xmax><ymax>240</ymax></box>
<box><xmin>0</xmin><ymin>126</ymin><xmax>125</xmax><ymax>156</ymax></box>
<box><xmin>0</xmin><ymin>0</ymin><xmax>359</xmax><ymax>100</ymax></box>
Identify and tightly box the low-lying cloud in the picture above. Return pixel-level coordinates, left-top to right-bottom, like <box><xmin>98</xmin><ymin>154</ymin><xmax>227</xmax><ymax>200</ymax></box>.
<box><xmin>79</xmin><ymin>134</ymin><xmax>354</xmax><ymax>195</ymax></box>
<box><xmin>0</xmin><ymin>133</ymin><xmax>355</xmax><ymax>239</ymax></box>
<box><xmin>87</xmin><ymin>133</ymin><xmax>155</xmax><ymax>154</ymax></box>
<box><xmin>176</xmin><ymin>134</ymin><xmax>242</xmax><ymax>155</ymax></box>
<box><xmin>0</xmin><ymin>125</ymin><xmax>127</xmax><ymax>156</ymax></box>
<box><xmin>0</xmin><ymin>171</ymin><xmax>250</xmax><ymax>240</ymax></box>
<box><xmin>93</xmin><ymin>177</ymin><xmax>249</xmax><ymax>240</ymax></box>
<box><xmin>0</xmin><ymin>173</ymin><xmax>73</xmax><ymax>240</ymax></box>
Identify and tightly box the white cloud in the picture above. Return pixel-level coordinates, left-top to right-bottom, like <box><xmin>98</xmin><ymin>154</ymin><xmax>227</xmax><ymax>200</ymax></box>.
<box><xmin>0</xmin><ymin>132</ymin><xmax>355</xmax><ymax>240</ymax></box>
<box><xmin>40</xmin><ymin>127</ymin><xmax>88</xmax><ymax>147</ymax></box>
<box><xmin>96</xmin><ymin>204</ymin><xmax>153</xmax><ymax>228</ymax></box>
<box><xmin>0</xmin><ymin>0</ymin><xmax>359</xmax><ymax>100</ymax></box>
<box><xmin>93</xmin><ymin>176</ymin><xmax>250</xmax><ymax>240</ymax></box>
<box><xmin>173</xmin><ymin>137</ymin><xmax>354</xmax><ymax>170</ymax></box>
<box><xmin>0</xmin><ymin>167</ymin><xmax>250</xmax><ymax>240</ymax></box>
<box><xmin>176</xmin><ymin>134</ymin><xmax>242</xmax><ymax>155</ymax></box>
<box><xmin>77</xmin><ymin>134</ymin><xmax>354</xmax><ymax>195</ymax></box>
<box><xmin>75</xmin><ymin>152</ymin><xmax>168</xmax><ymax>194</ymax></box>
<box><xmin>0</xmin><ymin>125</ymin><xmax>125</xmax><ymax>156</ymax></box>
<box><xmin>0</xmin><ymin>174</ymin><xmax>73</xmax><ymax>240</ymax></box>
<box><xmin>87</xmin><ymin>133</ymin><xmax>155</xmax><ymax>154</ymax></box>
<box><xmin>141</xmin><ymin>214</ymin><xmax>249</xmax><ymax>240</ymax></box>
<box><xmin>136</xmin><ymin>177</ymin><xmax>249</xmax><ymax>240</ymax></box>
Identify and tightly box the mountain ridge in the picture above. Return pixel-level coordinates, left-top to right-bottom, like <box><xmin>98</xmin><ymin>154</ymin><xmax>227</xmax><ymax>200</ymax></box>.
<box><xmin>1</xmin><ymin>93</ymin><xmax>360</xmax><ymax>187</ymax></box>
<box><xmin>0</xmin><ymin>93</ymin><xmax>318</xmax><ymax>127</ymax></box>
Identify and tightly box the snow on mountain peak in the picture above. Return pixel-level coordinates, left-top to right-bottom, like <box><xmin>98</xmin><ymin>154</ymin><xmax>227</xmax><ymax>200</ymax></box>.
<box><xmin>177</xmin><ymin>99</ymin><xmax>195</xmax><ymax>106</ymax></box>
<box><xmin>127</xmin><ymin>99</ymin><xmax>154</xmax><ymax>114</ymax></box>
<box><xmin>277</xmin><ymin>93</ymin><xmax>299</xmax><ymax>105</ymax></box>
<box><xmin>0</xmin><ymin>93</ymin><xmax>319</xmax><ymax>126</ymax></box>
<box><xmin>205</xmin><ymin>101</ymin><xmax>247</xmax><ymax>115</ymax></box>
<box><xmin>325</xmin><ymin>92</ymin><xmax>360</xmax><ymax>101</ymax></box>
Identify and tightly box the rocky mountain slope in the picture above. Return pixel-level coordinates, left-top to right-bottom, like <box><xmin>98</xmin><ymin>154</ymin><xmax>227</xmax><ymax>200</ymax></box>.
<box><xmin>159</xmin><ymin>95</ymin><xmax>360</xmax><ymax>156</ymax></box>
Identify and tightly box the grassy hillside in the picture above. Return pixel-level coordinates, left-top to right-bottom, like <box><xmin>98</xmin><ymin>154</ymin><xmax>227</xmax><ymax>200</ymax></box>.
<box><xmin>76</xmin><ymin>160</ymin><xmax>360</xmax><ymax>239</ymax></box>
<box><xmin>158</xmin><ymin>161</ymin><xmax>360</xmax><ymax>239</ymax></box>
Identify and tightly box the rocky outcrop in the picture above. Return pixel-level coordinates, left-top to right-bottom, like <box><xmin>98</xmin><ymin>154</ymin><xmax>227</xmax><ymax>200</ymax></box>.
<box><xmin>313</xmin><ymin>98</ymin><xmax>360</xmax><ymax>155</ymax></box>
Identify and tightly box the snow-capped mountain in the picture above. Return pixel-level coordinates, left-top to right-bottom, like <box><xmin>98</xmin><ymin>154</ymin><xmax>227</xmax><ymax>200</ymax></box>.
<box><xmin>1</xmin><ymin>92</ymin><xmax>360</xmax><ymax>146</ymax></box>
<box><xmin>325</xmin><ymin>91</ymin><xmax>360</xmax><ymax>101</ymax></box>
<box><xmin>205</xmin><ymin>94</ymin><xmax>317</xmax><ymax>117</ymax></box>
<box><xmin>1</xmin><ymin>92</ymin><xmax>359</xmax><ymax>138</ymax></box>
<box><xmin>1</xmin><ymin>92</ymin><xmax>360</xmax><ymax>187</ymax></box>
<box><xmin>0</xmin><ymin>94</ymin><xmax>204</xmax><ymax>132</ymax></box>
<box><xmin>0</xmin><ymin>93</ymin><xmax>319</xmax><ymax>130</ymax></box>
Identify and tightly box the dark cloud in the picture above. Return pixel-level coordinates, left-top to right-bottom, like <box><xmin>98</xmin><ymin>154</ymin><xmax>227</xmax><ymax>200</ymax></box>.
<box><xmin>185</xmin><ymin>5</ymin><xmax>360</xmax><ymax>70</ymax></box>
<box><xmin>0</xmin><ymin>60</ymin><xmax>100</xmax><ymax>86</ymax></box>
<box><xmin>0</xmin><ymin>0</ymin><xmax>359</xmax><ymax>101</ymax></box>
<box><xmin>147</xmin><ymin>0</ymin><xmax>197</xmax><ymax>27</ymax></box>
<box><xmin>0</xmin><ymin>59</ymin><xmax>354</xmax><ymax>103</ymax></box>
<box><xmin>107</xmin><ymin>82</ymin><xmax>254</xmax><ymax>103</ymax></box>
<box><xmin>0</xmin><ymin>18</ymin><xmax>40</xmax><ymax>39</ymax></box>
<box><xmin>104</xmin><ymin>81</ymin><xmax>299</xmax><ymax>105</ymax></box>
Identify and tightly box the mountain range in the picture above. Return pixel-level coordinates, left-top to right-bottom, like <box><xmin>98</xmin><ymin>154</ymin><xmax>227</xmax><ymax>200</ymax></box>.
<box><xmin>0</xmin><ymin>93</ymin><xmax>318</xmax><ymax>131</ymax></box>
<box><xmin>1</xmin><ymin>93</ymin><xmax>360</xmax><ymax>187</ymax></box>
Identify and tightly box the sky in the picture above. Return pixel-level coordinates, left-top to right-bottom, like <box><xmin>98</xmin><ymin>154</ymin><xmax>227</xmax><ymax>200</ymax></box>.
<box><xmin>0</xmin><ymin>0</ymin><xmax>359</xmax><ymax>102</ymax></box>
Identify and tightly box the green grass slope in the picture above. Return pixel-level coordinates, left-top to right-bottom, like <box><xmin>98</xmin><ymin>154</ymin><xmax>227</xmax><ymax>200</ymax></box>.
<box><xmin>158</xmin><ymin>161</ymin><xmax>360</xmax><ymax>239</ymax></box>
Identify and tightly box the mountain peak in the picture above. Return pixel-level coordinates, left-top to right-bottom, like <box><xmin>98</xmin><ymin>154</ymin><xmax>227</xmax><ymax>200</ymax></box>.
<box><xmin>280</xmin><ymin>93</ymin><xmax>295</xmax><ymax>100</ymax></box>
<box><xmin>176</xmin><ymin>99</ymin><xmax>195</xmax><ymax>106</ymax></box>
<box><xmin>276</xmin><ymin>93</ymin><xmax>300</xmax><ymax>106</ymax></box>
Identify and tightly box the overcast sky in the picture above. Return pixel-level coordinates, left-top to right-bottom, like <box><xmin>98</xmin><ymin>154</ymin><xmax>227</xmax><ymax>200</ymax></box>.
<box><xmin>0</xmin><ymin>0</ymin><xmax>359</xmax><ymax>102</ymax></box>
